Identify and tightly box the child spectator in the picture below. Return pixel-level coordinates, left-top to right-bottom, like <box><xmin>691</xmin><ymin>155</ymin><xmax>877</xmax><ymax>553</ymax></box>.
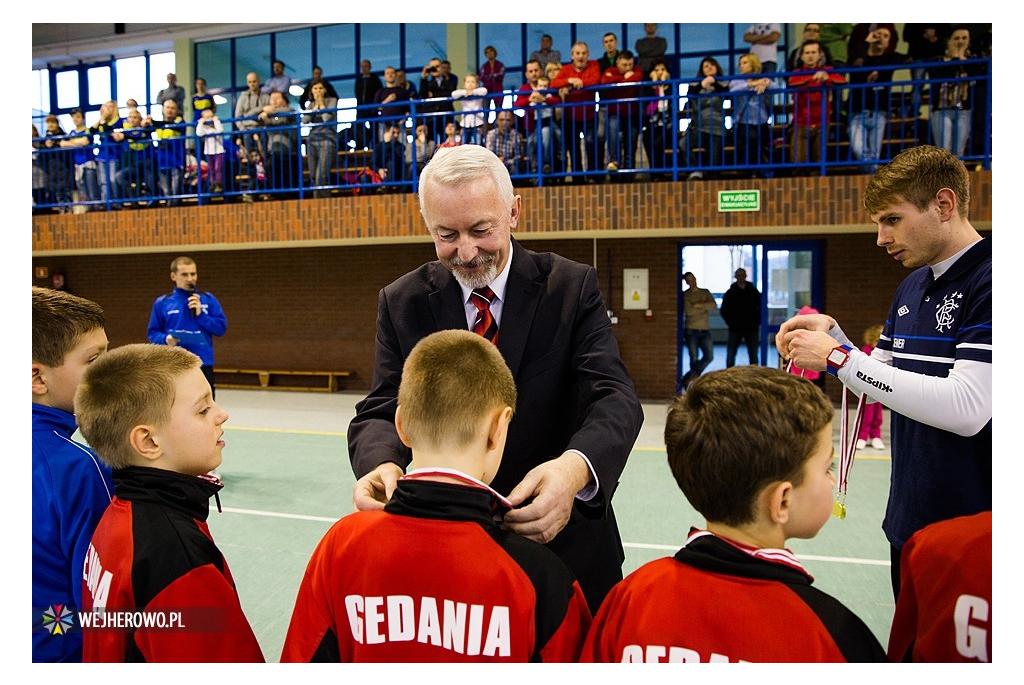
<box><xmin>40</xmin><ymin>114</ymin><xmax>74</xmax><ymax>211</ymax></box>
<box><xmin>117</xmin><ymin>109</ymin><xmax>157</xmax><ymax>205</ymax></box>
<box><xmin>32</xmin><ymin>286</ymin><xmax>112</xmax><ymax>662</ymax></box>
<box><xmin>887</xmin><ymin>511</ymin><xmax>991</xmax><ymax>662</ymax></box>
<box><xmin>280</xmin><ymin>329</ymin><xmax>591</xmax><ymax>662</ymax></box>
<box><xmin>438</xmin><ymin>120</ymin><xmax>462</xmax><ymax>148</ymax></box>
<box><xmin>59</xmin><ymin>108</ymin><xmax>100</xmax><ymax>209</ymax></box>
<box><xmin>195</xmin><ymin>107</ymin><xmax>226</xmax><ymax>193</ymax></box>
<box><xmin>452</xmin><ymin>74</ymin><xmax>488</xmax><ymax>145</ymax></box>
<box><xmin>75</xmin><ymin>344</ymin><xmax>265</xmax><ymax>663</ymax></box>
<box><xmin>581</xmin><ymin>366</ymin><xmax>887</xmax><ymax>663</ymax></box>
<box><xmin>143</xmin><ymin>100</ymin><xmax>188</xmax><ymax>205</ymax></box>
<box><xmin>857</xmin><ymin>324</ymin><xmax>886</xmax><ymax>450</ymax></box>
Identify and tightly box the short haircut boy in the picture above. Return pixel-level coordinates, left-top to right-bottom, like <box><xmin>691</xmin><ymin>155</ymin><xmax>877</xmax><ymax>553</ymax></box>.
<box><xmin>282</xmin><ymin>330</ymin><xmax>591</xmax><ymax>662</ymax></box>
<box><xmin>74</xmin><ymin>343</ymin><xmax>264</xmax><ymax>663</ymax></box>
<box><xmin>664</xmin><ymin>364</ymin><xmax>832</xmax><ymax>525</ymax></box>
<box><xmin>398</xmin><ymin>328</ymin><xmax>517</xmax><ymax>450</ymax></box>
<box><xmin>74</xmin><ymin>343</ymin><xmax>199</xmax><ymax>470</ymax></box>
<box><xmin>582</xmin><ymin>366</ymin><xmax>886</xmax><ymax>663</ymax></box>
<box><xmin>32</xmin><ymin>285</ymin><xmax>105</xmax><ymax>368</ymax></box>
<box><xmin>32</xmin><ymin>286</ymin><xmax>112</xmax><ymax>663</ymax></box>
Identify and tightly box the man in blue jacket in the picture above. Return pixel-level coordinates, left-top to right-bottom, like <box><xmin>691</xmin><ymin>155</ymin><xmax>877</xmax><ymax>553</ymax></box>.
<box><xmin>147</xmin><ymin>256</ymin><xmax>227</xmax><ymax>396</ymax></box>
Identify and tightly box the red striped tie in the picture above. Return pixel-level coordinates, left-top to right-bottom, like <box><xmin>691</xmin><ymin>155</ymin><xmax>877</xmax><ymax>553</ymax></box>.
<box><xmin>471</xmin><ymin>287</ymin><xmax>499</xmax><ymax>345</ymax></box>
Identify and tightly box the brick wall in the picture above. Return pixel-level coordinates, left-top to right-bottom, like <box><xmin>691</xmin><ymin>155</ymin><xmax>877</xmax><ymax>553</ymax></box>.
<box><xmin>31</xmin><ymin>173</ymin><xmax>992</xmax><ymax>400</ymax></box>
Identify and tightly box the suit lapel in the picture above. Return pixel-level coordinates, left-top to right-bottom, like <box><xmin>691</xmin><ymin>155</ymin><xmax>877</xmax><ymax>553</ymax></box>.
<box><xmin>426</xmin><ymin>263</ymin><xmax>469</xmax><ymax>333</ymax></box>
<box><xmin>498</xmin><ymin>240</ymin><xmax>542</xmax><ymax>377</ymax></box>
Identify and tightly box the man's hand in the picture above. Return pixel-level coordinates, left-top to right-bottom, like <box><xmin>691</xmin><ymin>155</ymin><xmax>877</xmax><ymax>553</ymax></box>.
<box><xmin>775</xmin><ymin>313</ymin><xmax>836</xmax><ymax>357</ymax></box>
<box><xmin>165</xmin><ymin>334</ymin><xmax>180</xmax><ymax>346</ymax></box>
<box><xmin>503</xmin><ymin>452</ymin><xmax>591</xmax><ymax>544</ymax></box>
<box><xmin>352</xmin><ymin>462</ymin><xmax>404</xmax><ymax>511</ymax></box>
<box><xmin>188</xmin><ymin>293</ymin><xmax>202</xmax><ymax>315</ymax></box>
<box><xmin>782</xmin><ymin>329</ymin><xmax>839</xmax><ymax>372</ymax></box>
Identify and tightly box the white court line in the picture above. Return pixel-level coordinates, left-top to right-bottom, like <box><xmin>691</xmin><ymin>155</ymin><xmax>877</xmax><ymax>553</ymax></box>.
<box><xmin>221</xmin><ymin>507</ymin><xmax>890</xmax><ymax>567</ymax></box>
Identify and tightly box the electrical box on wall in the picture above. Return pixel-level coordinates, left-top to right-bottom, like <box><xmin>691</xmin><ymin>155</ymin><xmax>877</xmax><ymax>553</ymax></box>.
<box><xmin>623</xmin><ymin>268</ymin><xmax>649</xmax><ymax>310</ymax></box>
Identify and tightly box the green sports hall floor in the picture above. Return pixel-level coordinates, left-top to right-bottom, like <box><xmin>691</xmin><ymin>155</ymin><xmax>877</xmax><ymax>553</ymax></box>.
<box><xmin>206</xmin><ymin>387</ymin><xmax>896</xmax><ymax>663</ymax></box>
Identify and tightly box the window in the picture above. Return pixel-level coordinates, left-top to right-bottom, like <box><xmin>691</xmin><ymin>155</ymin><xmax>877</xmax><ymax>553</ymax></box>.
<box><xmin>116</xmin><ymin>56</ymin><xmax>147</xmax><ymax>114</ymax></box>
<box><xmin>87</xmin><ymin>66</ymin><xmax>111</xmax><ymax>106</ymax></box>
<box><xmin>234</xmin><ymin>34</ymin><xmax>271</xmax><ymax>89</ymax></box>
<box><xmin>148</xmin><ymin>52</ymin><xmax>177</xmax><ymax>106</ymax></box>
<box><xmin>32</xmin><ymin>69</ymin><xmax>50</xmax><ymax>117</ymax></box>
<box><xmin>55</xmin><ymin>70</ymin><xmax>79</xmax><ymax>110</ymax></box>
<box><xmin>196</xmin><ymin>40</ymin><xmax>232</xmax><ymax>92</ymax></box>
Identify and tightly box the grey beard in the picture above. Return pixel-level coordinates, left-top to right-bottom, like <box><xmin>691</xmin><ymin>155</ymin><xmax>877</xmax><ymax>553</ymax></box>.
<box><xmin>450</xmin><ymin>254</ymin><xmax>497</xmax><ymax>290</ymax></box>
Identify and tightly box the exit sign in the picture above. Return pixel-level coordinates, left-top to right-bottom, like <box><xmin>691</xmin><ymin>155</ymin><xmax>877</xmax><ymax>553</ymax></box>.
<box><xmin>718</xmin><ymin>190</ymin><xmax>761</xmax><ymax>212</ymax></box>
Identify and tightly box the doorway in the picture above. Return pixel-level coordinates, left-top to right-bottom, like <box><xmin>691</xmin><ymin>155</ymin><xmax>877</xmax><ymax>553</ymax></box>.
<box><xmin>677</xmin><ymin>240</ymin><xmax>824</xmax><ymax>384</ymax></box>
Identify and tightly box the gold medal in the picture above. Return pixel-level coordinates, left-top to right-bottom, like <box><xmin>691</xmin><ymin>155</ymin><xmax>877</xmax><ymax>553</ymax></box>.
<box><xmin>832</xmin><ymin>500</ymin><xmax>847</xmax><ymax>519</ymax></box>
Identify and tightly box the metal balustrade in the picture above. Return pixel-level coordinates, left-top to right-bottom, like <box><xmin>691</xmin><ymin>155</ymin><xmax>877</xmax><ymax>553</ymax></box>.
<box><xmin>31</xmin><ymin>58</ymin><xmax>991</xmax><ymax>212</ymax></box>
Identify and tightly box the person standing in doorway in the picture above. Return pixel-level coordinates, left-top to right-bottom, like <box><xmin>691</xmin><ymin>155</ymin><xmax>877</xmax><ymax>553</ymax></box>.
<box><xmin>680</xmin><ymin>272</ymin><xmax>717</xmax><ymax>389</ymax></box>
<box><xmin>720</xmin><ymin>267</ymin><xmax>761</xmax><ymax>366</ymax></box>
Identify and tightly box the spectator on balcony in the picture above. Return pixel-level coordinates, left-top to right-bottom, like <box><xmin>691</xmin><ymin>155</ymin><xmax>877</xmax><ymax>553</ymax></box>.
<box><xmin>156</xmin><ymin>73</ymin><xmax>185</xmax><ymax>115</ymax></box>
<box><xmin>262</xmin><ymin>60</ymin><xmax>292</xmax><ymax>96</ymax></box>
<box><xmin>419</xmin><ymin>58</ymin><xmax>459</xmax><ymax>143</ymax></box>
<box><xmin>595</xmin><ymin>32</ymin><xmax>623</xmax><ymax>171</ymax></box>
<box><xmin>300</xmin><ymin>65</ymin><xmax>339</xmax><ymax>104</ymax></box>
<box><xmin>118</xmin><ymin>109</ymin><xmax>157</xmax><ymax>204</ymax></box>
<box><xmin>928</xmin><ymin>26</ymin><xmax>977</xmax><ymax>158</ymax></box>
<box><xmin>60</xmin><ymin>108</ymin><xmax>100</xmax><ymax>209</ymax></box>
<box><xmin>904</xmin><ymin>24</ymin><xmax>948</xmax><ymax>114</ymax></box>
<box><xmin>353</xmin><ymin>60</ymin><xmax>382</xmax><ymax>151</ymax></box>
<box><xmin>515</xmin><ymin>60</ymin><xmax>563</xmax><ymax>175</ymax></box>
<box><xmin>90</xmin><ymin>100</ymin><xmax>125</xmax><ymax>206</ymax></box>
<box><xmin>600</xmin><ymin>50</ymin><xmax>643</xmax><ymax>173</ymax></box>
<box><xmin>196</xmin><ymin>107</ymin><xmax>226</xmax><ymax>194</ymax></box>
<box><xmin>787</xmin><ymin>24</ymin><xmax>833</xmax><ymax>72</ymax></box>
<box><xmin>191</xmin><ymin>77</ymin><xmax>213</xmax><ymax>123</ymax></box>
<box><xmin>235</xmin><ymin>72</ymin><xmax>269</xmax><ymax>161</ymax></box>
<box><xmin>729</xmin><ymin>53</ymin><xmax>775</xmax><ymax>177</ymax></box>
<box><xmin>395</xmin><ymin>69</ymin><xmax>418</xmax><ymax>101</ymax></box>
<box><xmin>258</xmin><ymin>90</ymin><xmax>300</xmax><ymax>196</ymax></box>
<box><xmin>641</xmin><ymin>59</ymin><xmax>674</xmax><ymax>180</ymax></box>
<box><xmin>373</xmin><ymin>66</ymin><xmax>412</xmax><ymax>142</ymax></box>
<box><xmin>373</xmin><ymin>122</ymin><xmax>407</xmax><ymax>190</ymax></box>
<box><xmin>38</xmin><ymin>115</ymin><xmax>74</xmax><ymax>211</ymax></box>
<box><xmin>144</xmin><ymin>100</ymin><xmax>188</xmax><ymax>206</ymax></box>
<box><xmin>819</xmin><ymin>24</ymin><xmax>854</xmax><ymax>69</ymax></box>
<box><xmin>529</xmin><ymin>34</ymin><xmax>561</xmax><ymax>70</ymax></box>
<box><xmin>848</xmin><ymin>27</ymin><xmax>906</xmax><ymax>172</ymax></box>
<box><xmin>452</xmin><ymin>74</ymin><xmax>488</xmax><ymax>145</ymax></box>
<box><xmin>405</xmin><ymin>122</ymin><xmax>437</xmax><ymax>178</ymax></box>
<box><xmin>485</xmin><ymin>110</ymin><xmax>526</xmax><ymax>176</ymax></box>
<box><xmin>634</xmin><ymin>23</ymin><xmax>667</xmax><ymax>74</ymax></box>
<box><xmin>550</xmin><ymin>42</ymin><xmax>602</xmax><ymax>178</ymax></box>
<box><xmin>479</xmin><ymin>45</ymin><xmax>506</xmax><ymax>111</ymax></box>
<box><xmin>302</xmin><ymin>81</ymin><xmax>338</xmax><ymax>199</ymax></box>
<box><xmin>438</xmin><ymin>120</ymin><xmax>462</xmax><ymax>149</ymax></box>
<box><xmin>849</xmin><ymin>24</ymin><xmax>900</xmax><ymax>66</ymax></box>
<box><xmin>788</xmin><ymin>40</ymin><xmax>846</xmax><ymax>169</ymax></box>
<box><xmin>743</xmin><ymin>23</ymin><xmax>781</xmax><ymax>73</ymax></box>
<box><xmin>681</xmin><ymin>56</ymin><xmax>727</xmax><ymax>180</ymax></box>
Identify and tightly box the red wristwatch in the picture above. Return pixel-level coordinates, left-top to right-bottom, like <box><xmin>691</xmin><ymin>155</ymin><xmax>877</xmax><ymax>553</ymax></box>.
<box><xmin>826</xmin><ymin>345</ymin><xmax>853</xmax><ymax>376</ymax></box>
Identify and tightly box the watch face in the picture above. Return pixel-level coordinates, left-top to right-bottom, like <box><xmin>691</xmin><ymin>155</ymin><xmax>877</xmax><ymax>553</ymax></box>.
<box><xmin>828</xmin><ymin>348</ymin><xmax>846</xmax><ymax>365</ymax></box>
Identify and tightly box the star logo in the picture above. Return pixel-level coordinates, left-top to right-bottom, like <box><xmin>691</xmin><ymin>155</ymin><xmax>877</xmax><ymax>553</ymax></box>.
<box><xmin>41</xmin><ymin>605</ymin><xmax>75</xmax><ymax>636</ymax></box>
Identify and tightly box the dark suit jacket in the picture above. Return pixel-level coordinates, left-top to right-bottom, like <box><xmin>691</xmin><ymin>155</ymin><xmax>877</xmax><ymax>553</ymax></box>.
<box><xmin>348</xmin><ymin>239</ymin><xmax>643</xmax><ymax>611</ymax></box>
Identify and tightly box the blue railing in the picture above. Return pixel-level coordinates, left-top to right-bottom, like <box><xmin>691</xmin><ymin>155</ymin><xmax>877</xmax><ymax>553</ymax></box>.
<box><xmin>31</xmin><ymin>58</ymin><xmax>990</xmax><ymax>212</ymax></box>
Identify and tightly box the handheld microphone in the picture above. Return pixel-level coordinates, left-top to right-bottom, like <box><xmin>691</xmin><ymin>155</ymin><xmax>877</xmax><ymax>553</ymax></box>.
<box><xmin>188</xmin><ymin>284</ymin><xmax>199</xmax><ymax>316</ymax></box>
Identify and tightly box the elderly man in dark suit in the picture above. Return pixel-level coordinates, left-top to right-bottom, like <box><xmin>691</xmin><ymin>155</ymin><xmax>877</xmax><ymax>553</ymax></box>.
<box><xmin>347</xmin><ymin>145</ymin><xmax>643</xmax><ymax>612</ymax></box>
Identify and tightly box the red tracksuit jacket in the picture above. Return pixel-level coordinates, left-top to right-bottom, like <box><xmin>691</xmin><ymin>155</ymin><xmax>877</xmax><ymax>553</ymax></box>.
<box><xmin>81</xmin><ymin>467</ymin><xmax>265</xmax><ymax>662</ymax></box>
<box><xmin>281</xmin><ymin>472</ymin><xmax>592</xmax><ymax>662</ymax></box>
<box><xmin>888</xmin><ymin>511</ymin><xmax>992</xmax><ymax>662</ymax></box>
<box><xmin>582</xmin><ymin>529</ymin><xmax>886</xmax><ymax>663</ymax></box>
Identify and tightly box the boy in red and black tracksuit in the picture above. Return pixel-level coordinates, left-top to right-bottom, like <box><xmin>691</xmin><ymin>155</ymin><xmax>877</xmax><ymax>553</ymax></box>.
<box><xmin>888</xmin><ymin>511</ymin><xmax>992</xmax><ymax>662</ymax></box>
<box><xmin>76</xmin><ymin>344</ymin><xmax>264</xmax><ymax>663</ymax></box>
<box><xmin>582</xmin><ymin>366</ymin><xmax>886</xmax><ymax>663</ymax></box>
<box><xmin>281</xmin><ymin>330</ymin><xmax>591</xmax><ymax>662</ymax></box>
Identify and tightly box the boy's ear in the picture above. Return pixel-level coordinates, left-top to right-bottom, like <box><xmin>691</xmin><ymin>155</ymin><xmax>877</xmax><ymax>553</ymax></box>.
<box><xmin>486</xmin><ymin>405</ymin><xmax>513</xmax><ymax>452</ymax></box>
<box><xmin>129</xmin><ymin>424</ymin><xmax>163</xmax><ymax>463</ymax></box>
<box><xmin>765</xmin><ymin>480</ymin><xmax>793</xmax><ymax>526</ymax></box>
<box><xmin>32</xmin><ymin>363</ymin><xmax>49</xmax><ymax>397</ymax></box>
<box><xmin>394</xmin><ymin>405</ymin><xmax>413</xmax><ymax>448</ymax></box>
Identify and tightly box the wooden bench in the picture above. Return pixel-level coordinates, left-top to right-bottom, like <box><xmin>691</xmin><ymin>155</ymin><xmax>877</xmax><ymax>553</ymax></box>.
<box><xmin>214</xmin><ymin>368</ymin><xmax>351</xmax><ymax>392</ymax></box>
